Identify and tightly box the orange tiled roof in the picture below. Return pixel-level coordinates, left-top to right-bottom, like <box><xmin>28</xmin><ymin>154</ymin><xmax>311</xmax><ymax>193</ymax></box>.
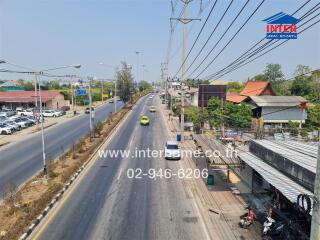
<box><xmin>240</xmin><ymin>81</ymin><xmax>274</xmax><ymax>96</ymax></box>
<box><xmin>226</xmin><ymin>94</ymin><xmax>248</xmax><ymax>104</ymax></box>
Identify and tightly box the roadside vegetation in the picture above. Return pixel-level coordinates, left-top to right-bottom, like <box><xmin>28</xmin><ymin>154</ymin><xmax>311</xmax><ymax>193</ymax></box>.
<box><xmin>0</xmin><ymin>91</ymin><xmax>149</xmax><ymax>240</ymax></box>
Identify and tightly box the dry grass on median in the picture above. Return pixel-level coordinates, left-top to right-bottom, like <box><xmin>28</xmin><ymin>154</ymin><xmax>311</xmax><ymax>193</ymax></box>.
<box><xmin>0</xmin><ymin>94</ymin><xmax>146</xmax><ymax>240</ymax></box>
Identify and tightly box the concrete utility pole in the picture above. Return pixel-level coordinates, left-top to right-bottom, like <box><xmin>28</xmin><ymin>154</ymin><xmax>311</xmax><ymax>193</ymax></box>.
<box><xmin>37</xmin><ymin>74</ymin><xmax>47</xmax><ymax>180</ymax></box>
<box><xmin>311</xmin><ymin>142</ymin><xmax>320</xmax><ymax>240</ymax></box>
<box><xmin>88</xmin><ymin>77</ymin><xmax>93</xmax><ymax>138</ymax></box>
<box><xmin>161</xmin><ymin>62</ymin><xmax>168</xmax><ymax>108</ymax></box>
<box><xmin>171</xmin><ymin>0</ymin><xmax>200</xmax><ymax>141</ymax></box>
<box><xmin>135</xmin><ymin>51</ymin><xmax>140</xmax><ymax>88</ymax></box>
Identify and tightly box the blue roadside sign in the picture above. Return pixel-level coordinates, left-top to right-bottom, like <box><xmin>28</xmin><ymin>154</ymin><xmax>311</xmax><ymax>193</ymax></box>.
<box><xmin>76</xmin><ymin>89</ymin><xmax>87</xmax><ymax>96</ymax></box>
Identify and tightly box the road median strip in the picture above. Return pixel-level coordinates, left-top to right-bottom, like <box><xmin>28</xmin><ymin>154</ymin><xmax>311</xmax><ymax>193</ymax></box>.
<box><xmin>0</xmin><ymin>93</ymin><xmax>149</xmax><ymax>240</ymax></box>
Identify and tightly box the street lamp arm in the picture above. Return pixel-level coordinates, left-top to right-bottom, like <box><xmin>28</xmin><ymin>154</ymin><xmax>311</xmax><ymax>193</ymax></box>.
<box><xmin>40</xmin><ymin>64</ymin><xmax>81</xmax><ymax>73</ymax></box>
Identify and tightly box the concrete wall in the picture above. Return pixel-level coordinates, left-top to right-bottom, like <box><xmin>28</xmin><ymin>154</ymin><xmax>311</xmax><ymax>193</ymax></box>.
<box><xmin>262</xmin><ymin>106</ymin><xmax>307</xmax><ymax>122</ymax></box>
<box><xmin>249</xmin><ymin>141</ymin><xmax>315</xmax><ymax>191</ymax></box>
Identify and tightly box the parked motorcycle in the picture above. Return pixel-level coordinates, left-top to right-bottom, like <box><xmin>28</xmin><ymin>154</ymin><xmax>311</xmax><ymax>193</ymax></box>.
<box><xmin>262</xmin><ymin>216</ymin><xmax>285</xmax><ymax>237</ymax></box>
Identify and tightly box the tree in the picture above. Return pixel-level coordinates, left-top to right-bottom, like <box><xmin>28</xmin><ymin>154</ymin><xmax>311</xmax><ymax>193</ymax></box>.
<box><xmin>290</xmin><ymin>65</ymin><xmax>313</xmax><ymax>97</ymax></box>
<box><xmin>227</xmin><ymin>82</ymin><xmax>244</xmax><ymax>93</ymax></box>
<box><xmin>252</xmin><ymin>74</ymin><xmax>267</xmax><ymax>81</ymax></box>
<box><xmin>186</xmin><ymin>79</ymin><xmax>209</xmax><ymax>88</ymax></box>
<box><xmin>43</xmin><ymin>80</ymin><xmax>61</xmax><ymax>90</ymax></box>
<box><xmin>185</xmin><ymin>106</ymin><xmax>208</xmax><ymax>133</ymax></box>
<box><xmin>206</xmin><ymin>97</ymin><xmax>252</xmax><ymax>129</ymax></box>
<box><xmin>264</xmin><ymin>63</ymin><xmax>284</xmax><ymax>82</ymax></box>
<box><xmin>116</xmin><ymin>62</ymin><xmax>134</xmax><ymax>103</ymax></box>
<box><xmin>16</xmin><ymin>79</ymin><xmax>35</xmax><ymax>90</ymax></box>
<box><xmin>307</xmin><ymin>104</ymin><xmax>320</xmax><ymax>129</ymax></box>
<box><xmin>138</xmin><ymin>80</ymin><xmax>152</xmax><ymax>92</ymax></box>
<box><xmin>207</xmin><ymin>97</ymin><xmax>224</xmax><ymax>128</ymax></box>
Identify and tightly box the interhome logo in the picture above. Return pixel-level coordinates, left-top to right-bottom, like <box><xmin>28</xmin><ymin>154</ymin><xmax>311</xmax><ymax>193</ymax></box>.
<box><xmin>263</xmin><ymin>12</ymin><xmax>299</xmax><ymax>39</ymax></box>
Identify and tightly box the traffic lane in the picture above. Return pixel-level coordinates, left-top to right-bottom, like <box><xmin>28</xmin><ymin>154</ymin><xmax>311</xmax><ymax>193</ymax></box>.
<box><xmin>0</xmin><ymin>101</ymin><xmax>123</xmax><ymax>194</ymax></box>
<box><xmin>89</xmin><ymin>96</ymin><xmax>207</xmax><ymax>240</ymax></box>
<box><xmin>36</xmin><ymin>97</ymin><xmax>148</xmax><ymax>240</ymax></box>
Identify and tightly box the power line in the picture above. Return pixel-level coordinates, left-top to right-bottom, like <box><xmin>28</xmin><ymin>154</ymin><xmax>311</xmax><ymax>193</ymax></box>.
<box><xmin>172</xmin><ymin>0</ymin><xmax>218</xmax><ymax>78</ymax></box>
<box><xmin>209</xmin><ymin>2</ymin><xmax>320</xmax><ymax>80</ymax></box>
<box><xmin>180</xmin><ymin>0</ymin><xmax>235</xmax><ymax>78</ymax></box>
<box><xmin>189</xmin><ymin>0</ymin><xmax>266</xmax><ymax>79</ymax></box>
<box><xmin>203</xmin><ymin>0</ymin><xmax>315</xmax><ymax>80</ymax></box>
<box><xmin>211</xmin><ymin>11</ymin><xmax>320</xmax><ymax>80</ymax></box>
<box><xmin>168</xmin><ymin>0</ymin><xmax>216</xmax><ymax>62</ymax></box>
<box><xmin>185</xmin><ymin>0</ymin><xmax>251</xmax><ymax>79</ymax></box>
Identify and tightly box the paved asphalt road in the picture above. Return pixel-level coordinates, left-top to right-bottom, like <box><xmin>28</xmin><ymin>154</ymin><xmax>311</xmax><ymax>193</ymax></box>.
<box><xmin>0</xmin><ymin>101</ymin><xmax>123</xmax><ymax>194</ymax></box>
<box><xmin>35</xmin><ymin>96</ymin><xmax>208</xmax><ymax>240</ymax></box>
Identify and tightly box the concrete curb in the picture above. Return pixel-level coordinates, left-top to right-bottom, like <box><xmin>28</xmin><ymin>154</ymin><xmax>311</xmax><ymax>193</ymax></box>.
<box><xmin>20</xmin><ymin>95</ymin><xmax>147</xmax><ymax>240</ymax></box>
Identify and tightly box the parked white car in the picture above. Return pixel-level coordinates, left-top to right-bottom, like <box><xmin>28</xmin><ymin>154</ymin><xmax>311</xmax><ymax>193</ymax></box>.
<box><xmin>13</xmin><ymin>118</ymin><xmax>28</xmax><ymax>128</ymax></box>
<box><xmin>19</xmin><ymin>109</ymin><xmax>34</xmax><ymax>116</ymax></box>
<box><xmin>5</xmin><ymin>120</ymin><xmax>21</xmax><ymax>131</ymax></box>
<box><xmin>42</xmin><ymin>110</ymin><xmax>62</xmax><ymax>117</ymax></box>
<box><xmin>0</xmin><ymin>109</ymin><xmax>15</xmax><ymax>117</ymax></box>
<box><xmin>164</xmin><ymin>140</ymin><xmax>181</xmax><ymax>160</ymax></box>
<box><xmin>0</xmin><ymin>124</ymin><xmax>12</xmax><ymax>135</ymax></box>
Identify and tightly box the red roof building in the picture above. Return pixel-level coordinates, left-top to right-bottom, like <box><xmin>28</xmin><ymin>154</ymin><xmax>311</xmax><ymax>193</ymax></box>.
<box><xmin>227</xmin><ymin>81</ymin><xmax>275</xmax><ymax>104</ymax></box>
<box><xmin>0</xmin><ymin>91</ymin><xmax>69</xmax><ymax>109</ymax></box>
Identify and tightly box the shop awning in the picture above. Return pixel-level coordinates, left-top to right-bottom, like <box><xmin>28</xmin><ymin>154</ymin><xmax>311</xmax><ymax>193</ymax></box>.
<box><xmin>239</xmin><ymin>151</ymin><xmax>313</xmax><ymax>204</ymax></box>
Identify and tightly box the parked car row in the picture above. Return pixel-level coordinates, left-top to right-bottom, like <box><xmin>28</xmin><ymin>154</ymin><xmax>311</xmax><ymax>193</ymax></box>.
<box><xmin>0</xmin><ymin>115</ymin><xmax>37</xmax><ymax>135</ymax></box>
<box><xmin>0</xmin><ymin>106</ymin><xmax>68</xmax><ymax>135</ymax></box>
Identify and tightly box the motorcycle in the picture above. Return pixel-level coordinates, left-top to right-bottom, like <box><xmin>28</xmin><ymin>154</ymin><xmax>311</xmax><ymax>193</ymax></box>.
<box><xmin>262</xmin><ymin>216</ymin><xmax>285</xmax><ymax>237</ymax></box>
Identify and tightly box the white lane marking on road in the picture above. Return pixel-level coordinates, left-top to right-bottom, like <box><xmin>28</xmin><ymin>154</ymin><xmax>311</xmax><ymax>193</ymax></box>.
<box><xmin>117</xmin><ymin>167</ymin><xmax>123</xmax><ymax>180</ymax></box>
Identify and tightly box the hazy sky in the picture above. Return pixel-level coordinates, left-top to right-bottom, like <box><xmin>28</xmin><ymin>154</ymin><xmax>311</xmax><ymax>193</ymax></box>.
<box><xmin>0</xmin><ymin>0</ymin><xmax>319</xmax><ymax>83</ymax></box>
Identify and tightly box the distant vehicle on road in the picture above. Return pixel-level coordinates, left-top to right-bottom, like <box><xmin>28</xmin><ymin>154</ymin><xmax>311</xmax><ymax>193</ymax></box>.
<box><xmin>149</xmin><ymin>95</ymin><xmax>153</xmax><ymax>99</ymax></box>
<box><xmin>0</xmin><ymin>124</ymin><xmax>12</xmax><ymax>135</ymax></box>
<box><xmin>149</xmin><ymin>106</ymin><xmax>156</xmax><ymax>112</ymax></box>
<box><xmin>140</xmin><ymin>115</ymin><xmax>150</xmax><ymax>126</ymax></box>
<box><xmin>109</xmin><ymin>99</ymin><xmax>114</xmax><ymax>103</ymax></box>
<box><xmin>85</xmin><ymin>107</ymin><xmax>94</xmax><ymax>114</ymax></box>
<box><xmin>164</xmin><ymin>140</ymin><xmax>181</xmax><ymax>160</ymax></box>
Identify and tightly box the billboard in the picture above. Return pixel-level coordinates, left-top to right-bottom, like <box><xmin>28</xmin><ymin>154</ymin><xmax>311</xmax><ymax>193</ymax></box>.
<box><xmin>75</xmin><ymin>89</ymin><xmax>87</xmax><ymax>96</ymax></box>
<box><xmin>198</xmin><ymin>84</ymin><xmax>227</xmax><ymax>108</ymax></box>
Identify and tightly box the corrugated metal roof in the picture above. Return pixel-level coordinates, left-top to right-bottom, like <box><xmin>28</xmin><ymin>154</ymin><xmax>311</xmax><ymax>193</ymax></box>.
<box><xmin>239</xmin><ymin>151</ymin><xmax>313</xmax><ymax>204</ymax></box>
<box><xmin>252</xmin><ymin>140</ymin><xmax>317</xmax><ymax>173</ymax></box>
<box><xmin>249</xmin><ymin>96</ymin><xmax>307</xmax><ymax>107</ymax></box>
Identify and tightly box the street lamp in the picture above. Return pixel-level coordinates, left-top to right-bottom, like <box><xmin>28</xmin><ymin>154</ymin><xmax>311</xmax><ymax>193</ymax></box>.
<box><xmin>99</xmin><ymin>63</ymin><xmax>118</xmax><ymax>113</ymax></box>
<box><xmin>36</xmin><ymin>64</ymin><xmax>81</xmax><ymax>180</ymax></box>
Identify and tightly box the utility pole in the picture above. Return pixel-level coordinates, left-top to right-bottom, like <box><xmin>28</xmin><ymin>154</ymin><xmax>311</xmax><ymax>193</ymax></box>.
<box><xmin>311</xmin><ymin>142</ymin><xmax>320</xmax><ymax>240</ymax></box>
<box><xmin>88</xmin><ymin>77</ymin><xmax>93</xmax><ymax>138</ymax></box>
<box><xmin>37</xmin><ymin>74</ymin><xmax>47</xmax><ymax>180</ymax></box>
<box><xmin>114</xmin><ymin>80</ymin><xmax>117</xmax><ymax>113</ymax></box>
<box><xmin>135</xmin><ymin>51</ymin><xmax>140</xmax><ymax>91</ymax></box>
<box><xmin>34</xmin><ymin>74</ymin><xmax>39</xmax><ymax>130</ymax></box>
<box><xmin>101</xmin><ymin>79</ymin><xmax>104</xmax><ymax>102</ymax></box>
<box><xmin>161</xmin><ymin>62</ymin><xmax>168</xmax><ymax>109</ymax></box>
<box><xmin>171</xmin><ymin>0</ymin><xmax>200</xmax><ymax>141</ymax></box>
